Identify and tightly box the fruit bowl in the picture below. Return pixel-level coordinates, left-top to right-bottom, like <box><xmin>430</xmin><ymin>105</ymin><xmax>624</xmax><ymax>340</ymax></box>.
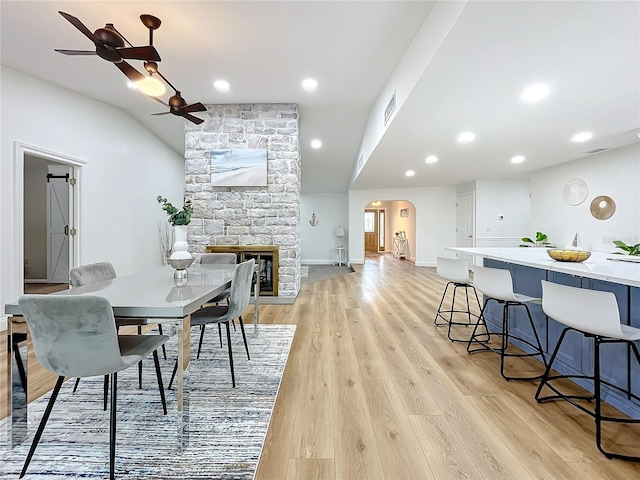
<box><xmin>546</xmin><ymin>249</ymin><xmax>591</xmax><ymax>263</ymax></box>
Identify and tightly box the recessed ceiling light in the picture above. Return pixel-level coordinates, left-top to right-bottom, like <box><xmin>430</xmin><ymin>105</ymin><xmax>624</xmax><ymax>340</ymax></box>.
<box><xmin>457</xmin><ymin>131</ymin><xmax>475</xmax><ymax>143</ymax></box>
<box><xmin>405</xmin><ymin>170</ymin><xmax>415</xmax><ymax>177</ymax></box>
<box><xmin>571</xmin><ymin>131</ymin><xmax>593</xmax><ymax>143</ymax></box>
<box><xmin>510</xmin><ymin>155</ymin><xmax>525</xmax><ymax>164</ymax></box>
<box><xmin>302</xmin><ymin>78</ymin><xmax>318</xmax><ymax>92</ymax></box>
<box><xmin>310</xmin><ymin>139</ymin><xmax>322</xmax><ymax>149</ymax></box>
<box><xmin>214</xmin><ymin>79</ymin><xmax>230</xmax><ymax>92</ymax></box>
<box><xmin>521</xmin><ymin>83</ymin><xmax>550</xmax><ymax>102</ymax></box>
<box><xmin>425</xmin><ymin>155</ymin><xmax>438</xmax><ymax>164</ymax></box>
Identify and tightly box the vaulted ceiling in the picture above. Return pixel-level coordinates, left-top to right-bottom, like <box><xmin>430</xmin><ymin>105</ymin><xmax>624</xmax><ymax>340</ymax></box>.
<box><xmin>2</xmin><ymin>1</ymin><xmax>638</xmax><ymax>193</ymax></box>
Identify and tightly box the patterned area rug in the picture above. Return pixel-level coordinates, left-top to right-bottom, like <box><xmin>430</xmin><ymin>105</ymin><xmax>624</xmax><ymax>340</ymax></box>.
<box><xmin>0</xmin><ymin>324</ymin><xmax>295</xmax><ymax>479</ymax></box>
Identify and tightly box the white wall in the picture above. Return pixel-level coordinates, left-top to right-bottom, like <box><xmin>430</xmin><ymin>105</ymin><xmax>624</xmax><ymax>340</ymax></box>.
<box><xmin>530</xmin><ymin>143</ymin><xmax>640</xmax><ymax>252</ymax></box>
<box><xmin>1</xmin><ymin>67</ymin><xmax>185</xmax><ymax>326</ymax></box>
<box><xmin>301</xmin><ymin>193</ymin><xmax>349</xmax><ymax>264</ymax></box>
<box><xmin>475</xmin><ymin>179</ymin><xmax>531</xmax><ymax>247</ymax></box>
<box><xmin>349</xmin><ymin>186</ymin><xmax>456</xmax><ymax>266</ymax></box>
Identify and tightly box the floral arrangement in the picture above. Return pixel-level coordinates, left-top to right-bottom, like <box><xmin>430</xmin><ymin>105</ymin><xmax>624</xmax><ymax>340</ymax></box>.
<box><xmin>157</xmin><ymin>195</ymin><xmax>194</xmax><ymax>226</ymax></box>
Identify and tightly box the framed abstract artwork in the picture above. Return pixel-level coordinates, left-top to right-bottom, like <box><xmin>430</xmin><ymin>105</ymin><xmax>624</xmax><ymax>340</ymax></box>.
<box><xmin>211</xmin><ymin>148</ymin><xmax>267</xmax><ymax>186</ymax></box>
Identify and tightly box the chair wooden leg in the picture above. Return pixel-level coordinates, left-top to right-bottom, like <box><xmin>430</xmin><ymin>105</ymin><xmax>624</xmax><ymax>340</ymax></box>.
<box><xmin>197</xmin><ymin>324</ymin><xmax>206</xmax><ymax>359</ymax></box>
<box><xmin>20</xmin><ymin>376</ymin><xmax>65</xmax><ymax>479</ymax></box>
<box><xmin>109</xmin><ymin>372</ymin><xmax>118</xmax><ymax>480</ymax></box>
<box><xmin>239</xmin><ymin>316</ymin><xmax>250</xmax><ymax>360</ymax></box>
<box><xmin>225</xmin><ymin>321</ymin><xmax>235</xmax><ymax>388</ymax></box>
<box><xmin>152</xmin><ymin>350</ymin><xmax>167</xmax><ymax>415</ymax></box>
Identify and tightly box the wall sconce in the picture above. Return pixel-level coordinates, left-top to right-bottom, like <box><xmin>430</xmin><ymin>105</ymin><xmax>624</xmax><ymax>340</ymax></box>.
<box><xmin>309</xmin><ymin>210</ymin><xmax>319</xmax><ymax>226</ymax></box>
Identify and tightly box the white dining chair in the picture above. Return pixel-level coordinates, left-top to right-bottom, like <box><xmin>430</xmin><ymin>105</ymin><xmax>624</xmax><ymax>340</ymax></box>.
<box><xmin>18</xmin><ymin>294</ymin><xmax>169</xmax><ymax>480</ymax></box>
<box><xmin>536</xmin><ymin>280</ymin><xmax>640</xmax><ymax>460</ymax></box>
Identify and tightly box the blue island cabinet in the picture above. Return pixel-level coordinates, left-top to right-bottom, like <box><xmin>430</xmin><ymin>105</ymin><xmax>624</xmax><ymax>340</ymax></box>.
<box><xmin>480</xmin><ymin>258</ymin><xmax>640</xmax><ymax>417</ymax></box>
<box><xmin>631</xmin><ymin>287</ymin><xmax>640</xmax><ymax>400</ymax></box>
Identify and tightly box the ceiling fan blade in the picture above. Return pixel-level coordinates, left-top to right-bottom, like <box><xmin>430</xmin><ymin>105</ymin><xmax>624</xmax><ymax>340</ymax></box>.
<box><xmin>182</xmin><ymin>102</ymin><xmax>207</xmax><ymax>113</ymax></box>
<box><xmin>151</xmin><ymin>112</ymin><xmax>171</xmax><ymax>116</ymax></box>
<box><xmin>54</xmin><ymin>49</ymin><xmax>97</xmax><ymax>56</ymax></box>
<box><xmin>184</xmin><ymin>113</ymin><xmax>204</xmax><ymax>125</ymax></box>
<box><xmin>114</xmin><ymin>61</ymin><xmax>145</xmax><ymax>82</ymax></box>
<box><xmin>118</xmin><ymin>46</ymin><xmax>161</xmax><ymax>62</ymax></box>
<box><xmin>58</xmin><ymin>11</ymin><xmax>102</xmax><ymax>47</ymax></box>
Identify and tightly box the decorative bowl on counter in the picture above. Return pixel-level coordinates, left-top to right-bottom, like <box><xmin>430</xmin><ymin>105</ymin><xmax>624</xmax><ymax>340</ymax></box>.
<box><xmin>546</xmin><ymin>249</ymin><xmax>591</xmax><ymax>263</ymax></box>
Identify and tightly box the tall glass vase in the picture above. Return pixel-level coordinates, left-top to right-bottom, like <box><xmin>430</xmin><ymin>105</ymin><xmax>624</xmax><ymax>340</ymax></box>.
<box><xmin>170</xmin><ymin>225</ymin><xmax>192</xmax><ymax>260</ymax></box>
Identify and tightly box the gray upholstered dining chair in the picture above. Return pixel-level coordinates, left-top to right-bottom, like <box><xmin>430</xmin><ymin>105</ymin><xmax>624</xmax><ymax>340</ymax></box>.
<box><xmin>197</xmin><ymin>252</ymin><xmax>238</xmax><ymax>356</ymax></box>
<box><xmin>17</xmin><ymin>294</ymin><xmax>169</xmax><ymax>480</ymax></box>
<box><xmin>169</xmin><ymin>259</ymin><xmax>254</xmax><ymax>389</ymax></box>
<box><xmin>70</xmin><ymin>261</ymin><xmax>167</xmax><ymax>396</ymax></box>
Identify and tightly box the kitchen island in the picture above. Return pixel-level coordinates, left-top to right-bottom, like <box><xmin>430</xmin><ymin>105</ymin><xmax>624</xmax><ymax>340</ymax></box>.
<box><xmin>447</xmin><ymin>247</ymin><xmax>640</xmax><ymax>418</ymax></box>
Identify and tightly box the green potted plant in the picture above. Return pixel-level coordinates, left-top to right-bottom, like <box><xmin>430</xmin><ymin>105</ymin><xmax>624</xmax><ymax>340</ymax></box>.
<box><xmin>613</xmin><ymin>240</ymin><xmax>640</xmax><ymax>256</ymax></box>
<box><xmin>158</xmin><ymin>196</ymin><xmax>194</xmax><ymax>260</ymax></box>
<box><xmin>521</xmin><ymin>231</ymin><xmax>554</xmax><ymax>247</ymax></box>
<box><xmin>157</xmin><ymin>195</ymin><xmax>193</xmax><ymax>226</ymax></box>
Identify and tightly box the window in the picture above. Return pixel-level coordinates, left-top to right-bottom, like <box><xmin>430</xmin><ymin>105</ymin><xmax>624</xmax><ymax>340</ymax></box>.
<box><xmin>364</xmin><ymin>211</ymin><xmax>375</xmax><ymax>233</ymax></box>
<box><xmin>378</xmin><ymin>211</ymin><xmax>385</xmax><ymax>249</ymax></box>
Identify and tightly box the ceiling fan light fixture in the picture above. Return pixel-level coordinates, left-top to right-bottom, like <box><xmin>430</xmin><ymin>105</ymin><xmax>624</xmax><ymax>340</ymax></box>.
<box><xmin>136</xmin><ymin>76</ymin><xmax>166</xmax><ymax>97</ymax></box>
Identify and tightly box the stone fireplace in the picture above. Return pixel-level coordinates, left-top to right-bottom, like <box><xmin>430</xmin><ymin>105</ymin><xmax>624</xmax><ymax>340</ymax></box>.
<box><xmin>184</xmin><ymin>104</ymin><xmax>300</xmax><ymax>298</ymax></box>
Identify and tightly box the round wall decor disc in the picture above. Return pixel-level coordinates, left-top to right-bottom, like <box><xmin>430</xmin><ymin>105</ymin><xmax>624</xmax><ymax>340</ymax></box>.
<box><xmin>562</xmin><ymin>177</ymin><xmax>589</xmax><ymax>206</ymax></box>
<box><xmin>590</xmin><ymin>195</ymin><xmax>616</xmax><ymax>220</ymax></box>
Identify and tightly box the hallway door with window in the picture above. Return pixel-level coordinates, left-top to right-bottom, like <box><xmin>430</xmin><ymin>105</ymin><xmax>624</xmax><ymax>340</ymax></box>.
<box><xmin>364</xmin><ymin>209</ymin><xmax>379</xmax><ymax>253</ymax></box>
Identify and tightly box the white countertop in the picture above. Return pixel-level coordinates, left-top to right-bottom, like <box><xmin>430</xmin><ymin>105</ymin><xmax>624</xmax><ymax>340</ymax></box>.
<box><xmin>446</xmin><ymin>247</ymin><xmax>640</xmax><ymax>288</ymax></box>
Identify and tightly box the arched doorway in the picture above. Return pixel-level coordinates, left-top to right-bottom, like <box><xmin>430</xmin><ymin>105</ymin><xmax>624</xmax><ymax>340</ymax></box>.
<box><xmin>363</xmin><ymin>199</ymin><xmax>416</xmax><ymax>261</ymax></box>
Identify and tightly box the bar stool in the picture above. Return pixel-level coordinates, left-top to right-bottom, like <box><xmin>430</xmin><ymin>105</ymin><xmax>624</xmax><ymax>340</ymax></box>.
<box><xmin>536</xmin><ymin>280</ymin><xmax>640</xmax><ymax>460</ymax></box>
<box><xmin>433</xmin><ymin>257</ymin><xmax>482</xmax><ymax>342</ymax></box>
<box><xmin>467</xmin><ymin>265</ymin><xmax>547</xmax><ymax>380</ymax></box>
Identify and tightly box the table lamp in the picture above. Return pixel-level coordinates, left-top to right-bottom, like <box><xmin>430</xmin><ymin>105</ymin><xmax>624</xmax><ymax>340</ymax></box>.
<box><xmin>335</xmin><ymin>226</ymin><xmax>345</xmax><ymax>248</ymax></box>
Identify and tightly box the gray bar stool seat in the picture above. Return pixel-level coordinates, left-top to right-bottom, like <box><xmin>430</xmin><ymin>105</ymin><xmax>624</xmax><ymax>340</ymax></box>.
<box><xmin>466</xmin><ymin>265</ymin><xmax>547</xmax><ymax>380</ymax></box>
<box><xmin>433</xmin><ymin>257</ymin><xmax>482</xmax><ymax>342</ymax></box>
<box><xmin>536</xmin><ymin>280</ymin><xmax>640</xmax><ymax>461</ymax></box>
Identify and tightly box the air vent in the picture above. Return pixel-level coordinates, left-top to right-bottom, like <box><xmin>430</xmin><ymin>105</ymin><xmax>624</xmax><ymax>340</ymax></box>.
<box><xmin>384</xmin><ymin>91</ymin><xmax>396</xmax><ymax>125</ymax></box>
<box><xmin>585</xmin><ymin>148</ymin><xmax>609</xmax><ymax>154</ymax></box>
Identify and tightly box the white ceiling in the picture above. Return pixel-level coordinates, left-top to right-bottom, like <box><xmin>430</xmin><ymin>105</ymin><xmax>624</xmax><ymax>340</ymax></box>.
<box><xmin>2</xmin><ymin>1</ymin><xmax>639</xmax><ymax>194</ymax></box>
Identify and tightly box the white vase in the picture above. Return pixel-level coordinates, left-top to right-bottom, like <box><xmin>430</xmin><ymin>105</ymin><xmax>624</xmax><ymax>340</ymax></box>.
<box><xmin>170</xmin><ymin>225</ymin><xmax>192</xmax><ymax>260</ymax></box>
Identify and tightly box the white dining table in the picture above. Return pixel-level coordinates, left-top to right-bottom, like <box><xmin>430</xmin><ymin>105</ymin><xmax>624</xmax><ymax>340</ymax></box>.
<box><xmin>2</xmin><ymin>263</ymin><xmax>255</xmax><ymax>452</ymax></box>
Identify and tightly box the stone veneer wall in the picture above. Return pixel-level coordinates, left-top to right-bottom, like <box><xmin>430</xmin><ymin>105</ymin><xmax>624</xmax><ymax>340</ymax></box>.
<box><xmin>183</xmin><ymin>104</ymin><xmax>300</xmax><ymax>297</ymax></box>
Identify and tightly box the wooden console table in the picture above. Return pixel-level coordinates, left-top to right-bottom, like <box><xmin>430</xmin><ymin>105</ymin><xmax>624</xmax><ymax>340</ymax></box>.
<box><xmin>205</xmin><ymin>245</ymin><xmax>279</xmax><ymax>296</ymax></box>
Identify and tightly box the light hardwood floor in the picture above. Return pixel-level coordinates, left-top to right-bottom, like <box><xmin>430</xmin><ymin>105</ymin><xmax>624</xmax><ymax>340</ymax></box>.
<box><xmin>3</xmin><ymin>255</ymin><xmax>640</xmax><ymax>479</ymax></box>
<box><xmin>255</xmin><ymin>254</ymin><xmax>640</xmax><ymax>480</ymax></box>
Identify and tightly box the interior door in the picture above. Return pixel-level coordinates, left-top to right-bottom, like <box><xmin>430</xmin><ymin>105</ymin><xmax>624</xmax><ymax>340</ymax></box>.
<box><xmin>47</xmin><ymin>170</ymin><xmax>70</xmax><ymax>282</ymax></box>
<box><xmin>364</xmin><ymin>209</ymin><xmax>378</xmax><ymax>253</ymax></box>
<box><xmin>456</xmin><ymin>192</ymin><xmax>474</xmax><ymax>247</ymax></box>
